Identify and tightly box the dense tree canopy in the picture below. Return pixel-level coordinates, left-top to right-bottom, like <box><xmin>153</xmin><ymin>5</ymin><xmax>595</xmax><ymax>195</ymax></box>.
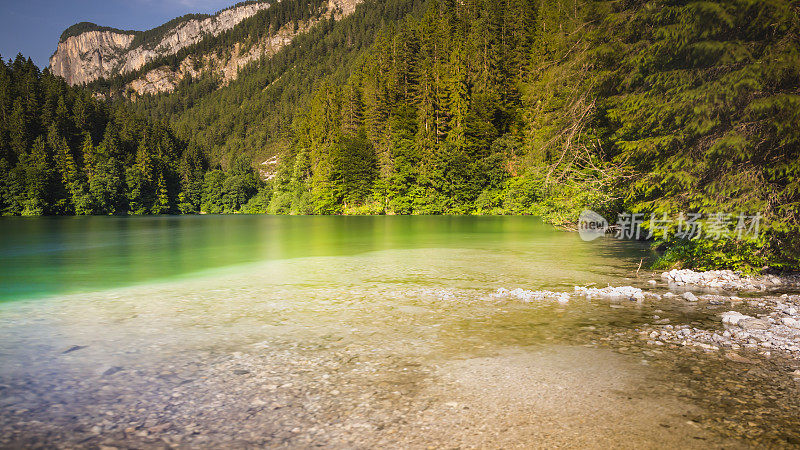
<box><xmin>2</xmin><ymin>0</ymin><xmax>799</xmax><ymax>270</ymax></box>
<box><xmin>0</xmin><ymin>55</ymin><xmax>266</xmax><ymax>216</ymax></box>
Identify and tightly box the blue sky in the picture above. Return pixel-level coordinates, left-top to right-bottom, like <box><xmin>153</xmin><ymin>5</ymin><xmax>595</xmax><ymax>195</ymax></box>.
<box><xmin>0</xmin><ymin>0</ymin><xmax>237</xmax><ymax>68</ymax></box>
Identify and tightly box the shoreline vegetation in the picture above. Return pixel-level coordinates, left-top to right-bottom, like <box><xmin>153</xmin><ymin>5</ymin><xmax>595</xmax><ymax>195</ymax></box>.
<box><xmin>1</xmin><ymin>0</ymin><xmax>799</xmax><ymax>273</ymax></box>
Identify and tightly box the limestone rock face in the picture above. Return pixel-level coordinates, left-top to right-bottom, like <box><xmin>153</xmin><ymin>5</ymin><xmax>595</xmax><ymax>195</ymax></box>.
<box><xmin>49</xmin><ymin>31</ymin><xmax>135</xmax><ymax>85</ymax></box>
<box><xmin>120</xmin><ymin>0</ymin><xmax>362</xmax><ymax>96</ymax></box>
<box><xmin>49</xmin><ymin>2</ymin><xmax>272</xmax><ymax>86</ymax></box>
<box><xmin>50</xmin><ymin>0</ymin><xmax>362</xmax><ymax>95</ymax></box>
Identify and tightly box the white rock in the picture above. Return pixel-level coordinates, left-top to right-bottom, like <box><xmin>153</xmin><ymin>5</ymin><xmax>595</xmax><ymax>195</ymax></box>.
<box><xmin>782</xmin><ymin>317</ymin><xmax>800</xmax><ymax>329</ymax></box>
<box><xmin>721</xmin><ymin>311</ymin><xmax>751</xmax><ymax>326</ymax></box>
<box><xmin>739</xmin><ymin>318</ymin><xmax>769</xmax><ymax>331</ymax></box>
<box><xmin>574</xmin><ymin>285</ymin><xmax>644</xmax><ymax>300</ymax></box>
<box><xmin>50</xmin><ymin>2</ymin><xmax>273</xmax><ymax>85</ymax></box>
<box><xmin>682</xmin><ymin>292</ymin><xmax>698</xmax><ymax>302</ymax></box>
<box><xmin>496</xmin><ymin>288</ymin><xmax>569</xmax><ymax>304</ymax></box>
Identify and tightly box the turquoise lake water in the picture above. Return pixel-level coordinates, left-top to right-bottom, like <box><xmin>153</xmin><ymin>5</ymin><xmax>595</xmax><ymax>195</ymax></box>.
<box><xmin>0</xmin><ymin>215</ymin><xmax>651</xmax><ymax>302</ymax></box>
<box><xmin>2</xmin><ymin>216</ymin><xmax>793</xmax><ymax>447</ymax></box>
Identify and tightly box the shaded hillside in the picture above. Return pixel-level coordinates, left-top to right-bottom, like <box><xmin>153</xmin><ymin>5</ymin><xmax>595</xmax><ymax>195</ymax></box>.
<box><xmin>10</xmin><ymin>0</ymin><xmax>800</xmax><ymax>270</ymax></box>
<box><xmin>0</xmin><ymin>55</ymin><xmax>264</xmax><ymax>215</ymax></box>
<box><xmin>126</xmin><ymin>0</ymin><xmax>426</xmax><ymax>165</ymax></box>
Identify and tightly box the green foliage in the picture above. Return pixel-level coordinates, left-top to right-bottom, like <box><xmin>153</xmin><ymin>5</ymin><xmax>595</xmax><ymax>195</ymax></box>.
<box><xmin>652</xmin><ymin>238</ymin><xmax>770</xmax><ymax>274</ymax></box>
<box><xmin>594</xmin><ymin>0</ymin><xmax>800</xmax><ymax>270</ymax></box>
<box><xmin>59</xmin><ymin>23</ymin><xmax>136</xmax><ymax>43</ymax></box>
<box><xmin>0</xmin><ymin>54</ymin><xmax>262</xmax><ymax>216</ymax></box>
<box><xmin>13</xmin><ymin>0</ymin><xmax>800</xmax><ymax>270</ymax></box>
<box><xmin>201</xmin><ymin>170</ymin><xmax>226</xmax><ymax>214</ymax></box>
<box><xmin>199</xmin><ymin>157</ymin><xmax>264</xmax><ymax>214</ymax></box>
<box><xmin>244</xmin><ymin>184</ymin><xmax>273</xmax><ymax>213</ymax></box>
<box><xmin>121</xmin><ymin>0</ymin><xmax>426</xmax><ymax>167</ymax></box>
<box><xmin>251</xmin><ymin>0</ymin><xmax>537</xmax><ymax>215</ymax></box>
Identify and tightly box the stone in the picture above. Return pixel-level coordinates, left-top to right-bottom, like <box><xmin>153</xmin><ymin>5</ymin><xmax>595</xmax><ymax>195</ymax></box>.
<box><xmin>782</xmin><ymin>317</ymin><xmax>800</xmax><ymax>329</ymax></box>
<box><xmin>721</xmin><ymin>311</ymin><xmax>751</xmax><ymax>326</ymax></box>
<box><xmin>101</xmin><ymin>366</ymin><xmax>123</xmax><ymax>376</ymax></box>
<box><xmin>148</xmin><ymin>423</ymin><xmax>171</xmax><ymax>433</ymax></box>
<box><xmin>693</xmin><ymin>343</ymin><xmax>718</xmax><ymax>352</ymax></box>
<box><xmin>682</xmin><ymin>292</ymin><xmax>698</xmax><ymax>302</ymax></box>
<box><xmin>739</xmin><ymin>318</ymin><xmax>770</xmax><ymax>331</ymax></box>
<box><xmin>724</xmin><ymin>352</ymin><xmax>757</xmax><ymax>364</ymax></box>
<box><xmin>574</xmin><ymin>285</ymin><xmax>644</xmax><ymax>300</ymax></box>
<box><xmin>498</xmin><ymin>288</ymin><xmax>571</xmax><ymax>303</ymax></box>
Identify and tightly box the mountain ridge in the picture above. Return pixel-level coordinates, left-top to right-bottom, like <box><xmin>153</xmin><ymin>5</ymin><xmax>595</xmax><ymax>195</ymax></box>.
<box><xmin>11</xmin><ymin>0</ymin><xmax>800</xmax><ymax>271</ymax></box>
<box><xmin>122</xmin><ymin>0</ymin><xmax>362</xmax><ymax>96</ymax></box>
<box><xmin>58</xmin><ymin>22</ymin><xmax>137</xmax><ymax>44</ymax></box>
<box><xmin>50</xmin><ymin>1</ymin><xmax>273</xmax><ymax>86</ymax></box>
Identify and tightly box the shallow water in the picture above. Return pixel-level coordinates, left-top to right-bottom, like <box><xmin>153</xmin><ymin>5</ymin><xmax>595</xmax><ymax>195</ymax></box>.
<box><xmin>0</xmin><ymin>216</ymin><xmax>798</xmax><ymax>447</ymax></box>
<box><xmin>0</xmin><ymin>215</ymin><xmax>652</xmax><ymax>302</ymax></box>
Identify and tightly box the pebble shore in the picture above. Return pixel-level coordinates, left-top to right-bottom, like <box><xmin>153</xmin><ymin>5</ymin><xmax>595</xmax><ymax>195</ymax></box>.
<box><xmin>661</xmin><ymin>268</ymin><xmax>800</xmax><ymax>291</ymax></box>
<box><xmin>495</xmin><ymin>269</ymin><xmax>800</xmax><ymax>362</ymax></box>
<box><xmin>2</xmin><ymin>265</ymin><xmax>799</xmax><ymax>448</ymax></box>
<box><xmin>643</xmin><ymin>270</ymin><xmax>800</xmax><ymax>362</ymax></box>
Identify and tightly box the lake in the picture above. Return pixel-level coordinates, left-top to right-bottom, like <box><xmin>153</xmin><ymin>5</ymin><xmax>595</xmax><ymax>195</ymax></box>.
<box><xmin>0</xmin><ymin>216</ymin><xmax>795</xmax><ymax>447</ymax></box>
<box><xmin>0</xmin><ymin>215</ymin><xmax>651</xmax><ymax>302</ymax></box>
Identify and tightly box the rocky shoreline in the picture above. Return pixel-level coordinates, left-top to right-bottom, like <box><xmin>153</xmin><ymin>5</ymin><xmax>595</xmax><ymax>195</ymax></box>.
<box><xmin>661</xmin><ymin>268</ymin><xmax>800</xmax><ymax>291</ymax></box>
<box><xmin>496</xmin><ymin>269</ymin><xmax>800</xmax><ymax>364</ymax></box>
<box><xmin>3</xmin><ymin>262</ymin><xmax>800</xmax><ymax>448</ymax></box>
<box><xmin>640</xmin><ymin>294</ymin><xmax>800</xmax><ymax>361</ymax></box>
<box><xmin>643</xmin><ymin>270</ymin><xmax>800</xmax><ymax>363</ymax></box>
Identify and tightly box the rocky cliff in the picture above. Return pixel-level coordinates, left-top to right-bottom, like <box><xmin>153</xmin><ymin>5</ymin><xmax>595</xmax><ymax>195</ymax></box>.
<box><xmin>49</xmin><ymin>2</ymin><xmax>272</xmax><ymax>86</ymax></box>
<box><xmin>124</xmin><ymin>0</ymin><xmax>361</xmax><ymax>96</ymax></box>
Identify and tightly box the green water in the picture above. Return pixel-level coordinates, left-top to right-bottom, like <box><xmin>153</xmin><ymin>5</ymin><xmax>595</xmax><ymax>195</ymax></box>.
<box><xmin>0</xmin><ymin>215</ymin><xmax>651</xmax><ymax>302</ymax></box>
<box><xmin>1</xmin><ymin>216</ymin><xmax>798</xmax><ymax>446</ymax></box>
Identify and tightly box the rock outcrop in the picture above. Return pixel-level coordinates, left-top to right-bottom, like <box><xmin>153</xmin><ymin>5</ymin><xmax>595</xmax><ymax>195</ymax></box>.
<box><xmin>50</xmin><ymin>0</ymin><xmax>362</xmax><ymax>95</ymax></box>
<box><xmin>120</xmin><ymin>0</ymin><xmax>361</xmax><ymax>96</ymax></box>
<box><xmin>50</xmin><ymin>2</ymin><xmax>272</xmax><ymax>86</ymax></box>
<box><xmin>49</xmin><ymin>31</ymin><xmax>136</xmax><ymax>86</ymax></box>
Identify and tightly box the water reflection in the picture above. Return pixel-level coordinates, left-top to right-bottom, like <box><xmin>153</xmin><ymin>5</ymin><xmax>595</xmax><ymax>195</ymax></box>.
<box><xmin>0</xmin><ymin>216</ymin><xmax>654</xmax><ymax>302</ymax></box>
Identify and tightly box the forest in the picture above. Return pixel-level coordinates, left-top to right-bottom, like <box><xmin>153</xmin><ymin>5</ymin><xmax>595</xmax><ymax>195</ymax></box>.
<box><xmin>1</xmin><ymin>0</ymin><xmax>799</xmax><ymax>271</ymax></box>
<box><xmin>0</xmin><ymin>56</ymin><xmax>267</xmax><ymax>216</ymax></box>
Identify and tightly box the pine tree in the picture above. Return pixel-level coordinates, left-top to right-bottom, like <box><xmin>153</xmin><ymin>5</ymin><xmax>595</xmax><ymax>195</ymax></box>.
<box><xmin>152</xmin><ymin>173</ymin><xmax>171</xmax><ymax>214</ymax></box>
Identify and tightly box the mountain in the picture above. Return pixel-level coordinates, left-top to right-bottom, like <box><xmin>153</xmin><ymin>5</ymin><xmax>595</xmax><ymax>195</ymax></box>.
<box><xmin>5</xmin><ymin>0</ymin><xmax>800</xmax><ymax>271</ymax></box>
<box><xmin>50</xmin><ymin>0</ymin><xmax>361</xmax><ymax>95</ymax></box>
<box><xmin>50</xmin><ymin>2</ymin><xmax>272</xmax><ymax>86</ymax></box>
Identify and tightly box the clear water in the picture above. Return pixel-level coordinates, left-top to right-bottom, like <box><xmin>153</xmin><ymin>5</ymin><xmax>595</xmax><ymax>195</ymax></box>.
<box><xmin>0</xmin><ymin>215</ymin><xmax>652</xmax><ymax>302</ymax></box>
<box><xmin>1</xmin><ymin>216</ymin><xmax>795</xmax><ymax>447</ymax></box>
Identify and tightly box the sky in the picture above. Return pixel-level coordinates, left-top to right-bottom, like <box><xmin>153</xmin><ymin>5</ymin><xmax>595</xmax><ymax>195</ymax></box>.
<box><xmin>0</xmin><ymin>0</ymin><xmax>237</xmax><ymax>68</ymax></box>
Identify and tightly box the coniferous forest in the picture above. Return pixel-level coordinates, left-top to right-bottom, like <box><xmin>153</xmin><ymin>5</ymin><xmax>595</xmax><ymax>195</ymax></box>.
<box><xmin>1</xmin><ymin>0</ymin><xmax>799</xmax><ymax>271</ymax></box>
